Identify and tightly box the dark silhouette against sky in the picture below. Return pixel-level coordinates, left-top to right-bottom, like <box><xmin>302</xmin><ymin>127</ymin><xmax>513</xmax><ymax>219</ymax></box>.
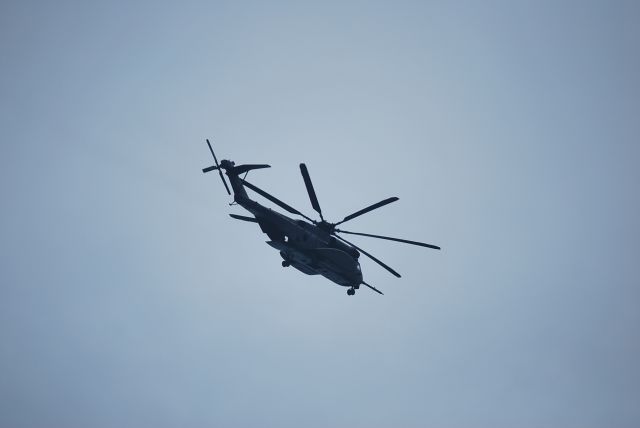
<box><xmin>1</xmin><ymin>1</ymin><xmax>639</xmax><ymax>427</ymax></box>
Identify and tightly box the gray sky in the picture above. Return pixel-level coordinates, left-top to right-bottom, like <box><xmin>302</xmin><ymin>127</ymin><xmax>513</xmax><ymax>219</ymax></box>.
<box><xmin>1</xmin><ymin>1</ymin><xmax>639</xmax><ymax>427</ymax></box>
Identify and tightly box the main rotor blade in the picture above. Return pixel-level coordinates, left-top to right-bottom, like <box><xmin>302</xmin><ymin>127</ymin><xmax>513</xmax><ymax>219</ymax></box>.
<box><xmin>333</xmin><ymin>234</ymin><xmax>401</xmax><ymax>278</ymax></box>
<box><xmin>242</xmin><ymin>180</ymin><xmax>314</xmax><ymax>222</ymax></box>
<box><xmin>335</xmin><ymin>197</ymin><xmax>399</xmax><ymax>226</ymax></box>
<box><xmin>299</xmin><ymin>163</ymin><xmax>323</xmax><ymax>220</ymax></box>
<box><xmin>206</xmin><ymin>139</ymin><xmax>231</xmax><ymax>195</ymax></box>
<box><xmin>229</xmin><ymin>214</ymin><xmax>259</xmax><ymax>223</ymax></box>
<box><xmin>336</xmin><ymin>229</ymin><xmax>441</xmax><ymax>250</ymax></box>
<box><xmin>362</xmin><ymin>281</ymin><xmax>384</xmax><ymax>295</ymax></box>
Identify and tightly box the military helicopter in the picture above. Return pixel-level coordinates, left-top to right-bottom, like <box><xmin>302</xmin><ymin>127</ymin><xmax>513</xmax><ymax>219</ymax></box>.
<box><xmin>202</xmin><ymin>139</ymin><xmax>440</xmax><ymax>296</ymax></box>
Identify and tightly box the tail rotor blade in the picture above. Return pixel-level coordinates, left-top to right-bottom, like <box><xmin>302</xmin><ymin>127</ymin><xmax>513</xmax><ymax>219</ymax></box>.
<box><xmin>218</xmin><ymin>169</ymin><xmax>231</xmax><ymax>195</ymax></box>
<box><xmin>299</xmin><ymin>163</ymin><xmax>323</xmax><ymax>220</ymax></box>
<box><xmin>335</xmin><ymin>197</ymin><xmax>399</xmax><ymax>226</ymax></box>
<box><xmin>206</xmin><ymin>139</ymin><xmax>221</xmax><ymax>166</ymax></box>
<box><xmin>205</xmin><ymin>139</ymin><xmax>231</xmax><ymax>195</ymax></box>
<box><xmin>202</xmin><ymin>165</ymin><xmax>219</xmax><ymax>173</ymax></box>
<box><xmin>333</xmin><ymin>234</ymin><xmax>401</xmax><ymax>278</ymax></box>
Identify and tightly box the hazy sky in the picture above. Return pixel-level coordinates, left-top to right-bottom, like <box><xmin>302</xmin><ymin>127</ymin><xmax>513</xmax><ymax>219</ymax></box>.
<box><xmin>1</xmin><ymin>1</ymin><xmax>639</xmax><ymax>427</ymax></box>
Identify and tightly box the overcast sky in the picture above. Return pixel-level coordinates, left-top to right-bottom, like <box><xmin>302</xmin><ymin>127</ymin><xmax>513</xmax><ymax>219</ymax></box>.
<box><xmin>1</xmin><ymin>1</ymin><xmax>639</xmax><ymax>427</ymax></box>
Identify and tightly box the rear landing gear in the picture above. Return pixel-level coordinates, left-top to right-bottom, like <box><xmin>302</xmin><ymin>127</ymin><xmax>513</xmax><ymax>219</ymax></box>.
<box><xmin>347</xmin><ymin>288</ymin><xmax>355</xmax><ymax>296</ymax></box>
<box><xmin>281</xmin><ymin>260</ymin><xmax>290</xmax><ymax>267</ymax></box>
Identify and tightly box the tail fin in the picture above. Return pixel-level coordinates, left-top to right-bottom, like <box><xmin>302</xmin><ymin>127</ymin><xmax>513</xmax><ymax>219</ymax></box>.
<box><xmin>202</xmin><ymin>139</ymin><xmax>271</xmax><ymax>200</ymax></box>
<box><xmin>231</xmin><ymin>164</ymin><xmax>271</xmax><ymax>175</ymax></box>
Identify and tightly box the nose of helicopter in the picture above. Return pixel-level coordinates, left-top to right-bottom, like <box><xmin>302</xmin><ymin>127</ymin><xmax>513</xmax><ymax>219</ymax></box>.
<box><xmin>354</xmin><ymin>262</ymin><xmax>363</xmax><ymax>283</ymax></box>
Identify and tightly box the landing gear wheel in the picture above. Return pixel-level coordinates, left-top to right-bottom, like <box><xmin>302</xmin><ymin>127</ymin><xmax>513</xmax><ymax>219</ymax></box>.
<box><xmin>281</xmin><ymin>261</ymin><xmax>290</xmax><ymax>267</ymax></box>
<box><xmin>347</xmin><ymin>288</ymin><xmax>355</xmax><ymax>296</ymax></box>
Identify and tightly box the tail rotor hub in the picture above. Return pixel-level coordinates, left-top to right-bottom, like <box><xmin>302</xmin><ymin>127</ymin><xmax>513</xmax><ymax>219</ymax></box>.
<box><xmin>220</xmin><ymin>160</ymin><xmax>235</xmax><ymax>169</ymax></box>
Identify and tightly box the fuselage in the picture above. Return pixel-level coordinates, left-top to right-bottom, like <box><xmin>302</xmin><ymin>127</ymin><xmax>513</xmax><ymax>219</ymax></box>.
<box><xmin>223</xmin><ymin>162</ymin><xmax>363</xmax><ymax>288</ymax></box>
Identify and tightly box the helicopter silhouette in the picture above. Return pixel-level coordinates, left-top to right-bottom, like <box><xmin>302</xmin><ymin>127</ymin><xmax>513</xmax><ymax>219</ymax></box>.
<box><xmin>202</xmin><ymin>139</ymin><xmax>440</xmax><ymax>296</ymax></box>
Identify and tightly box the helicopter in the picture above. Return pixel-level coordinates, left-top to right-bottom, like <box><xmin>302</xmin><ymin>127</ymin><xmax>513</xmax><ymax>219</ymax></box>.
<box><xmin>202</xmin><ymin>139</ymin><xmax>440</xmax><ymax>296</ymax></box>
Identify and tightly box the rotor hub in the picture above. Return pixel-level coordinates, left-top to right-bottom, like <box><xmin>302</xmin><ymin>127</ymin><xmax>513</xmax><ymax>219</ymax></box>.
<box><xmin>316</xmin><ymin>220</ymin><xmax>335</xmax><ymax>233</ymax></box>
